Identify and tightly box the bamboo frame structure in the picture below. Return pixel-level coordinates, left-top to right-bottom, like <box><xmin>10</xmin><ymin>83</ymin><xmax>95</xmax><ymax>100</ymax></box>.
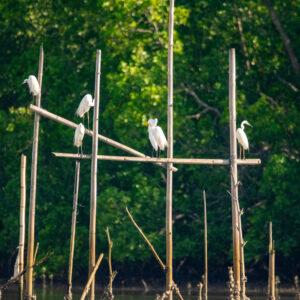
<box><xmin>19</xmin><ymin>154</ymin><xmax>27</xmax><ymax>300</ymax></box>
<box><xmin>203</xmin><ymin>190</ymin><xmax>208</xmax><ymax>300</ymax></box>
<box><xmin>66</xmin><ymin>161</ymin><xmax>81</xmax><ymax>300</ymax></box>
<box><xmin>267</xmin><ymin>222</ymin><xmax>275</xmax><ymax>300</ymax></box>
<box><xmin>52</xmin><ymin>153</ymin><xmax>261</xmax><ymax>165</ymax></box>
<box><xmin>89</xmin><ymin>49</ymin><xmax>101</xmax><ymax>300</ymax></box>
<box><xmin>26</xmin><ymin>45</ymin><xmax>44</xmax><ymax>299</ymax></box>
<box><xmin>28</xmin><ymin>105</ymin><xmax>177</xmax><ymax>172</ymax></box>
<box><xmin>229</xmin><ymin>48</ymin><xmax>241</xmax><ymax>300</ymax></box>
<box><xmin>166</xmin><ymin>1</ymin><xmax>175</xmax><ymax>298</ymax></box>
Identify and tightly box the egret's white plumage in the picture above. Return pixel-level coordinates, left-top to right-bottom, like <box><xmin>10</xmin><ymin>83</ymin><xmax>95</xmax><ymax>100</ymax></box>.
<box><xmin>22</xmin><ymin>75</ymin><xmax>40</xmax><ymax>96</ymax></box>
<box><xmin>148</xmin><ymin>119</ymin><xmax>168</xmax><ymax>154</ymax></box>
<box><xmin>236</xmin><ymin>120</ymin><xmax>252</xmax><ymax>159</ymax></box>
<box><xmin>74</xmin><ymin>123</ymin><xmax>85</xmax><ymax>153</ymax></box>
<box><xmin>76</xmin><ymin>94</ymin><xmax>94</xmax><ymax>118</ymax></box>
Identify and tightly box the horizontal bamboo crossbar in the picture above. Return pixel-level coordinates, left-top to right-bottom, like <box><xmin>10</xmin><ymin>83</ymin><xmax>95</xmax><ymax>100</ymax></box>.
<box><xmin>52</xmin><ymin>153</ymin><xmax>261</xmax><ymax>165</ymax></box>
<box><xmin>28</xmin><ymin>104</ymin><xmax>178</xmax><ymax>172</ymax></box>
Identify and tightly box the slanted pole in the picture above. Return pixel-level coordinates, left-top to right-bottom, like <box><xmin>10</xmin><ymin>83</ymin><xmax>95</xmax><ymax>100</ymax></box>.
<box><xmin>203</xmin><ymin>190</ymin><xmax>208</xmax><ymax>300</ymax></box>
<box><xmin>89</xmin><ymin>49</ymin><xmax>101</xmax><ymax>300</ymax></box>
<box><xmin>19</xmin><ymin>154</ymin><xmax>27</xmax><ymax>300</ymax></box>
<box><xmin>166</xmin><ymin>1</ymin><xmax>175</xmax><ymax>299</ymax></box>
<box><xmin>26</xmin><ymin>45</ymin><xmax>44</xmax><ymax>299</ymax></box>
<box><xmin>66</xmin><ymin>161</ymin><xmax>81</xmax><ymax>299</ymax></box>
<box><xmin>229</xmin><ymin>48</ymin><xmax>240</xmax><ymax>300</ymax></box>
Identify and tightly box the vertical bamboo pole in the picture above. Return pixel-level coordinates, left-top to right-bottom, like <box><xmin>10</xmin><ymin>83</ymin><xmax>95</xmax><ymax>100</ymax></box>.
<box><xmin>267</xmin><ymin>222</ymin><xmax>272</xmax><ymax>299</ymax></box>
<box><xmin>270</xmin><ymin>240</ymin><xmax>275</xmax><ymax>300</ymax></box>
<box><xmin>229</xmin><ymin>48</ymin><xmax>240</xmax><ymax>300</ymax></box>
<box><xmin>89</xmin><ymin>49</ymin><xmax>101</xmax><ymax>300</ymax></box>
<box><xmin>166</xmin><ymin>1</ymin><xmax>175</xmax><ymax>299</ymax></box>
<box><xmin>66</xmin><ymin>161</ymin><xmax>81</xmax><ymax>299</ymax></box>
<box><xmin>26</xmin><ymin>45</ymin><xmax>44</xmax><ymax>299</ymax></box>
<box><xmin>203</xmin><ymin>190</ymin><xmax>208</xmax><ymax>300</ymax></box>
<box><xmin>19</xmin><ymin>154</ymin><xmax>27</xmax><ymax>300</ymax></box>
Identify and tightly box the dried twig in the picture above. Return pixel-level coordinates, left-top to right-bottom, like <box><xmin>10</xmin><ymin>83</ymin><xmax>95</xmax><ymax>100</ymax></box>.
<box><xmin>156</xmin><ymin>282</ymin><xmax>184</xmax><ymax>300</ymax></box>
<box><xmin>126</xmin><ymin>206</ymin><xmax>166</xmax><ymax>271</ymax></box>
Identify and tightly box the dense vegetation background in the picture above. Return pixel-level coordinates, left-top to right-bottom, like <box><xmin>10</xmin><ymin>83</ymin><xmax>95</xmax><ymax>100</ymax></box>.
<box><xmin>0</xmin><ymin>0</ymin><xmax>299</xmax><ymax>286</ymax></box>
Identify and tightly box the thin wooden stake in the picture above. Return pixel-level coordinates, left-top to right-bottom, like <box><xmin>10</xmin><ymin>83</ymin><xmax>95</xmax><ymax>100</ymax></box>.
<box><xmin>26</xmin><ymin>45</ymin><xmax>44</xmax><ymax>300</ymax></box>
<box><xmin>66</xmin><ymin>161</ymin><xmax>80</xmax><ymax>300</ymax></box>
<box><xmin>106</xmin><ymin>227</ymin><xmax>114</xmax><ymax>299</ymax></box>
<box><xmin>203</xmin><ymin>191</ymin><xmax>208</xmax><ymax>300</ymax></box>
<box><xmin>267</xmin><ymin>222</ymin><xmax>272</xmax><ymax>300</ymax></box>
<box><xmin>80</xmin><ymin>253</ymin><xmax>104</xmax><ymax>300</ymax></box>
<box><xmin>19</xmin><ymin>154</ymin><xmax>26</xmax><ymax>300</ymax></box>
<box><xmin>229</xmin><ymin>48</ymin><xmax>240</xmax><ymax>300</ymax></box>
<box><xmin>271</xmin><ymin>241</ymin><xmax>275</xmax><ymax>300</ymax></box>
<box><xmin>89</xmin><ymin>49</ymin><xmax>101</xmax><ymax>300</ymax></box>
<box><xmin>166</xmin><ymin>0</ymin><xmax>175</xmax><ymax>299</ymax></box>
<box><xmin>126</xmin><ymin>207</ymin><xmax>166</xmax><ymax>271</ymax></box>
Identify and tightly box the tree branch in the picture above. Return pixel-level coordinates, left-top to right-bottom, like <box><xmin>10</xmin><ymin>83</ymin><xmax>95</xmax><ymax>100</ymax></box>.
<box><xmin>263</xmin><ymin>0</ymin><xmax>299</xmax><ymax>74</ymax></box>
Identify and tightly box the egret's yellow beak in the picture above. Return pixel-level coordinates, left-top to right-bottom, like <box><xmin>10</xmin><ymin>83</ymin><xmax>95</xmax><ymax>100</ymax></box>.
<box><xmin>143</xmin><ymin>121</ymin><xmax>149</xmax><ymax>127</ymax></box>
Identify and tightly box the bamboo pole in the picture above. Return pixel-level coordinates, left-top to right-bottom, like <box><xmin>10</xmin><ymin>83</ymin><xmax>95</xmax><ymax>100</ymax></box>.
<box><xmin>80</xmin><ymin>253</ymin><xmax>104</xmax><ymax>300</ymax></box>
<box><xmin>229</xmin><ymin>48</ymin><xmax>240</xmax><ymax>300</ymax></box>
<box><xmin>271</xmin><ymin>241</ymin><xmax>275</xmax><ymax>300</ymax></box>
<box><xmin>26</xmin><ymin>45</ymin><xmax>44</xmax><ymax>299</ymax></box>
<box><xmin>52</xmin><ymin>153</ymin><xmax>261</xmax><ymax>165</ymax></box>
<box><xmin>66</xmin><ymin>161</ymin><xmax>80</xmax><ymax>300</ymax></box>
<box><xmin>19</xmin><ymin>154</ymin><xmax>26</xmax><ymax>300</ymax></box>
<box><xmin>105</xmin><ymin>227</ymin><xmax>114</xmax><ymax>299</ymax></box>
<box><xmin>28</xmin><ymin>104</ymin><xmax>177</xmax><ymax>172</ymax></box>
<box><xmin>203</xmin><ymin>190</ymin><xmax>208</xmax><ymax>300</ymax></box>
<box><xmin>89</xmin><ymin>49</ymin><xmax>101</xmax><ymax>300</ymax></box>
<box><xmin>267</xmin><ymin>222</ymin><xmax>272</xmax><ymax>299</ymax></box>
<box><xmin>126</xmin><ymin>207</ymin><xmax>166</xmax><ymax>271</ymax></box>
<box><xmin>166</xmin><ymin>1</ymin><xmax>175</xmax><ymax>299</ymax></box>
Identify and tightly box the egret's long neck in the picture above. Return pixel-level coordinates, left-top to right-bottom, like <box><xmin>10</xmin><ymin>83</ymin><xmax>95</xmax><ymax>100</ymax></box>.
<box><xmin>241</xmin><ymin>121</ymin><xmax>246</xmax><ymax>130</ymax></box>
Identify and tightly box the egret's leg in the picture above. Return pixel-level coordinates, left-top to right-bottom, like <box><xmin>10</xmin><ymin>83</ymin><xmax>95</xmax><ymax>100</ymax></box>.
<box><xmin>158</xmin><ymin>148</ymin><xmax>160</xmax><ymax>158</ymax></box>
<box><xmin>152</xmin><ymin>148</ymin><xmax>154</xmax><ymax>158</ymax></box>
<box><xmin>87</xmin><ymin>111</ymin><xmax>90</xmax><ymax>130</ymax></box>
<box><xmin>239</xmin><ymin>146</ymin><xmax>241</xmax><ymax>159</ymax></box>
<box><xmin>81</xmin><ymin>144</ymin><xmax>83</xmax><ymax>157</ymax></box>
<box><xmin>77</xmin><ymin>147</ymin><xmax>79</xmax><ymax>155</ymax></box>
<box><xmin>243</xmin><ymin>148</ymin><xmax>245</xmax><ymax>160</ymax></box>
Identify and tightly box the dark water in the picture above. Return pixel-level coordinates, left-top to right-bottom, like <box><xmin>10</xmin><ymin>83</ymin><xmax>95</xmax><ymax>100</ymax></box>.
<box><xmin>2</xmin><ymin>287</ymin><xmax>295</xmax><ymax>300</ymax></box>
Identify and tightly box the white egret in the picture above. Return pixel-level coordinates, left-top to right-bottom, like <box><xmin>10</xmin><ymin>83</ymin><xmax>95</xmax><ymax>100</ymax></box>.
<box><xmin>75</xmin><ymin>94</ymin><xmax>94</xmax><ymax>130</ymax></box>
<box><xmin>148</xmin><ymin>118</ymin><xmax>168</xmax><ymax>157</ymax></box>
<box><xmin>236</xmin><ymin>120</ymin><xmax>252</xmax><ymax>159</ymax></box>
<box><xmin>74</xmin><ymin>123</ymin><xmax>85</xmax><ymax>155</ymax></box>
<box><xmin>22</xmin><ymin>75</ymin><xmax>40</xmax><ymax>97</ymax></box>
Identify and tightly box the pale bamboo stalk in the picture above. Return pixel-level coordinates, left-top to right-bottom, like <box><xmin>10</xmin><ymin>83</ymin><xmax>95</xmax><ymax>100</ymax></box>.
<box><xmin>28</xmin><ymin>104</ymin><xmax>177</xmax><ymax>172</ymax></box>
<box><xmin>26</xmin><ymin>45</ymin><xmax>44</xmax><ymax>300</ymax></box>
<box><xmin>229</xmin><ymin>48</ymin><xmax>240</xmax><ymax>300</ymax></box>
<box><xmin>105</xmin><ymin>227</ymin><xmax>113</xmax><ymax>298</ymax></box>
<box><xmin>166</xmin><ymin>0</ymin><xmax>175</xmax><ymax>297</ymax></box>
<box><xmin>33</xmin><ymin>242</ymin><xmax>39</xmax><ymax>265</ymax></box>
<box><xmin>19</xmin><ymin>155</ymin><xmax>27</xmax><ymax>299</ymax></box>
<box><xmin>203</xmin><ymin>191</ymin><xmax>208</xmax><ymax>300</ymax></box>
<box><xmin>126</xmin><ymin>207</ymin><xmax>166</xmax><ymax>271</ymax></box>
<box><xmin>52</xmin><ymin>153</ymin><xmax>261</xmax><ymax>165</ymax></box>
<box><xmin>80</xmin><ymin>253</ymin><xmax>104</xmax><ymax>300</ymax></box>
<box><xmin>66</xmin><ymin>161</ymin><xmax>80</xmax><ymax>300</ymax></box>
<box><xmin>198</xmin><ymin>282</ymin><xmax>203</xmax><ymax>300</ymax></box>
<box><xmin>271</xmin><ymin>241</ymin><xmax>275</xmax><ymax>300</ymax></box>
<box><xmin>267</xmin><ymin>222</ymin><xmax>273</xmax><ymax>299</ymax></box>
<box><xmin>89</xmin><ymin>49</ymin><xmax>101</xmax><ymax>300</ymax></box>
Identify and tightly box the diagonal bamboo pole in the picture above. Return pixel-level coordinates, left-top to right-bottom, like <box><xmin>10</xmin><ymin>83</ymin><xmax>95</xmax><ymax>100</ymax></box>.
<box><xmin>66</xmin><ymin>161</ymin><xmax>81</xmax><ymax>300</ymax></box>
<box><xmin>28</xmin><ymin>105</ymin><xmax>178</xmax><ymax>172</ymax></box>
<box><xmin>166</xmin><ymin>1</ymin><xmax>175</xmax><ymax>299</ymax></box>
<box><xmin>229</xmin><ymin>48</ymin><xmax>240</xmax><ymax>300</ymax></box>
<box><xmin>89</xmin><ymin>49</ymin><xmax>101</xmax><ymax>300</ymax></box>
<box><xmin>26</xmin><ymin>45</ymin><xmax>44</xmax><ymax>299</ymax></box>
<box><xmin>19</xmin><ymin>154</ymin><xmax>26</xmax><ymax>300</ymax></box>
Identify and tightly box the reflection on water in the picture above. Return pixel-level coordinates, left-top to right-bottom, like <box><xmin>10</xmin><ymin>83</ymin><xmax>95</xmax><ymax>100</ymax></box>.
<box><xmin>2</xmin><ymin>287</ymin><xmax>295</xmax><ymax>300</ymax></box>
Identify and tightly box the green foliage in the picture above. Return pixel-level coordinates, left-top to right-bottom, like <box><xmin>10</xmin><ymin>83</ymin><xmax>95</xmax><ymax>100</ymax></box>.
<box><xmin>0</xmin><ymin>0</ymin><xmax>299</xmax><ymax>282</ymax></box>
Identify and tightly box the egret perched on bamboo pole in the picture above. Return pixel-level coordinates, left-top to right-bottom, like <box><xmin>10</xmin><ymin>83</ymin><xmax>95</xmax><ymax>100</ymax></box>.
<box><xmin>148</xmin><ymin>118</ymin><xmax>168</xmax><ymax>157</ymax></box>
<box><xmin>74</xmin><ymin>123</ymin><xmax>85</xmax><ymax>155</ymax></box>
<box><xmin>76</xmin><ymin>94</ymin><xmax>94</xmax><ymax>130</ymax></box>
<box><xmin>22</xmin><ymin>75</ymin><xmax>40</xmax><ymax>101</ymax></box>
<box><xmin>236</xmin><ymin>120</ymin><xmax>252</xmax><ymax>159</ymax></box>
